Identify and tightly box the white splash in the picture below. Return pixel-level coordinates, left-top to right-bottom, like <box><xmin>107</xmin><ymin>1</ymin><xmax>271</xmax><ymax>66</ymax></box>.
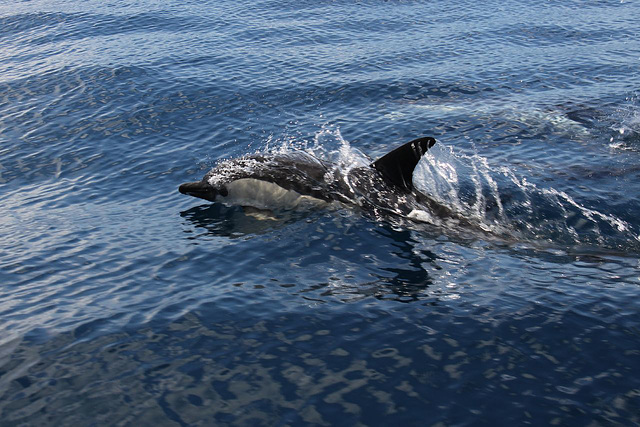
<box><xmin>413</xmin><ymin>143</ymin><xmax>640</xmax><ymax>245</ymax></box>
<box><xmin>610</xmin><ymin>94</ymin><xmax>640</xmax><ymax>149</ymax></box>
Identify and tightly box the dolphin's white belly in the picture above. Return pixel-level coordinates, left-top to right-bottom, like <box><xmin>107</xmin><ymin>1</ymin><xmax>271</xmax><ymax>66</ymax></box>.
<box><xmin>219</xmin><ymin>178</ymin><xmax>328</xmax><ymax>210</ymax></box>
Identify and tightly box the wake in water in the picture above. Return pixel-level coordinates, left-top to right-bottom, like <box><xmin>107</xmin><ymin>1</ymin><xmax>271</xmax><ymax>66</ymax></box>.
<box><xmin>414</xmin><ymin>144</ymin><xmax>640</xmax><ymax>252</ymax></box>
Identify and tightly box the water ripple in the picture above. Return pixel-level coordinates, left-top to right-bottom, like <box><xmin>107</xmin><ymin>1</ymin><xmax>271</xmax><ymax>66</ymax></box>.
<box><xmin>1</xmin><ymin>0</ymin><xmax>640</xmax><ymax>424</ymax></box>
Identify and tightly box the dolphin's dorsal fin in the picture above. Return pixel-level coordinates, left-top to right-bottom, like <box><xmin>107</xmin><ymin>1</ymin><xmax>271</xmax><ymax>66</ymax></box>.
<box><xmin>371</xmin><ymin>136</ymin><xmax>436</xmax><ymax>192</ymax></box>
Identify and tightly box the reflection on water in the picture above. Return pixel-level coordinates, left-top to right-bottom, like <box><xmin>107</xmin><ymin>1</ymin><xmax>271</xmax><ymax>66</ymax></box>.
<box><xmin>180</xmin><ymin>205</ymin><xmax>437</xmax><ymax>303</ymax></box>
<box><xmin>2</xmin><ymin>287</ymin><xmax>639</xmax><ymax>426</ymax></box>
<box><xmin>181</xmin><ymin>203</ymin><xmax>293</xmax><ymax>239</ymax></box>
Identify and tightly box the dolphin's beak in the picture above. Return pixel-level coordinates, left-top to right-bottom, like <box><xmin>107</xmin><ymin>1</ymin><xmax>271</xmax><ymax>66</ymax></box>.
<box><xmin>179</xmin><ymin>181</ymin><xmax>218</xmax><ymax>202</ymax></box>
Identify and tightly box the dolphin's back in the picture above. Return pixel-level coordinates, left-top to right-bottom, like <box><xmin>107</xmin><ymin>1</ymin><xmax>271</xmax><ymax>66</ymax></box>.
<box><xmin>205</xmin><ymin>151</ymin><xmax>341</xmax><ymax>203</ymax></box>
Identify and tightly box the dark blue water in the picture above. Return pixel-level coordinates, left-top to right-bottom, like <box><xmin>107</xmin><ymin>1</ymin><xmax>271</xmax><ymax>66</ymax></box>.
<box><xmin>2</xmin><ymin>0</ymin><xmax>640</xmax><ymax>424</ymax></box>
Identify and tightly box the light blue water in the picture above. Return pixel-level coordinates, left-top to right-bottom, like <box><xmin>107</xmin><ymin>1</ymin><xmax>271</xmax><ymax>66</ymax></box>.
<box><xmin>1</xmin><ymin>0</ymin><xmax>640</xmax><ymax>425</ymax></box>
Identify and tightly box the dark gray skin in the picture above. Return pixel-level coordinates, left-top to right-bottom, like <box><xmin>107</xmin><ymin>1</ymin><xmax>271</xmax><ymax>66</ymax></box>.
<box><xmin>180</xmin><ymin>152</ymin><xmax>347</xmax><ymax>203</ymax></box>
<box><xmin>179</xmin><ymin>137</ymin><xmax>464</xmax><ymax>223</ymax></box>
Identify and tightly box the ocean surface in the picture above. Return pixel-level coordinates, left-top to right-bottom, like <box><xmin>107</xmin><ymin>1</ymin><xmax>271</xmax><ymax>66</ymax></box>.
<box><xmin>2</xmin><ymin>0</ymin><xmax>640</xmax><ymax>425</ymax></box>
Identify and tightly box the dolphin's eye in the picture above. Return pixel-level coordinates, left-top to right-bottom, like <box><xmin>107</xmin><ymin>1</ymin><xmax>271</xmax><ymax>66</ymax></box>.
<box><xmin>219</xmin><ymin>186</ymin><xmax>228</xmax><ymax>197</ymax></box>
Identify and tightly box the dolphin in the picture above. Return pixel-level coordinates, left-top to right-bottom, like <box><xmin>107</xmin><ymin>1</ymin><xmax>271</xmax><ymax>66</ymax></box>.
<box><xmin>179</xmin><ymin>137</ymin><xmax>462</xmax><ymax>224</ymax></box>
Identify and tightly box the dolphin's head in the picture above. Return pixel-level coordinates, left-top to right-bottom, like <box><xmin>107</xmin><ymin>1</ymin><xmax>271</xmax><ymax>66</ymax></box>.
<box><xmin>178</xmin><ymin>156</ymin><xmax>265</xmax><ymax>202</ymax></box>
<box><xmin>178</xmin><ymin>180</ymin><xmax>228</xmax><ymax>202</ymax></box>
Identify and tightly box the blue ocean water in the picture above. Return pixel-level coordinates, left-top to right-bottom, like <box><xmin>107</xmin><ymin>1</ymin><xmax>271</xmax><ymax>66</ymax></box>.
<box><xmin>1</xmin><ymin>0</ymin><xmax>640</xmax><ymax>424</ymax></box>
